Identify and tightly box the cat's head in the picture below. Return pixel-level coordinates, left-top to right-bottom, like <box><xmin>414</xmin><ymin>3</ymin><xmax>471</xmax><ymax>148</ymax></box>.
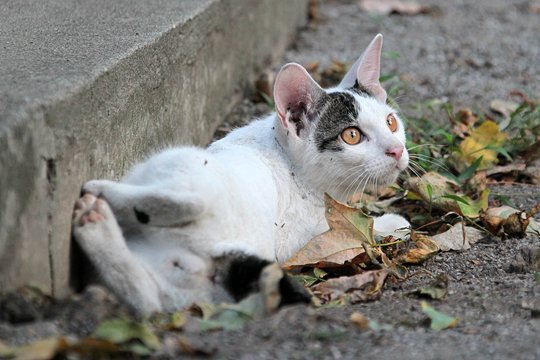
<box><xmin>273</xmin><ymin>34</ymin><xmax>409</xmax><ymax>202</ymax></box>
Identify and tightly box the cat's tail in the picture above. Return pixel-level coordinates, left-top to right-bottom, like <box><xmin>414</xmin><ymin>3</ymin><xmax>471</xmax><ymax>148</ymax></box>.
<box><xmin>82</xmin><ymin>180</ymin><xmax>206</xmax><ymax>227</ymax></box>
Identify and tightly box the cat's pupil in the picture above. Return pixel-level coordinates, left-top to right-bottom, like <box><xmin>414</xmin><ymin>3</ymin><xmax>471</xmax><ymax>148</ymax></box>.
<box><xmin>340</xmin><ymin>126</ymin><xmax>363</xmax><ymax>145</ymax></box>
<box><xmin>386</xmin><ymin>114</ymin><xmax>398</xmax><ymax>132</ymax></box>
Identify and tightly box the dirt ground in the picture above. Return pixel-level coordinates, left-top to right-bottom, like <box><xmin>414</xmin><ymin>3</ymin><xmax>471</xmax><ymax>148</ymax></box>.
<box><xmin>1</xmin><ymin>1</ymin><xmax>539</xmax><ymax>359</ymax></box>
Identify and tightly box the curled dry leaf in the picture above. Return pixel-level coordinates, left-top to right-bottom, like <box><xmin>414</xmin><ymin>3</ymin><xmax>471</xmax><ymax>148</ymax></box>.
<box><xmin>480</xmin><ymin>204</ymin><xmax>540</xmax><ymax>237</ymax></box>
<box><xmin>393</xmin><ymin>231</ymin><xmax>439</xmax><ymax>264</ymax></box>
<box><xmin>490</xmin><ymin>99</ymin><xmax>519</xmax><ymax>120</ymax></box>
<box><xmin>312</xmin><ymin>269</ymin><xmax>388</xmax><ymax>304</ymax></box>
<box><xmin>431</xmin><ymin>222</ymin><xmax>484</xmax><ymax>251</ymax></box>
<box><xmin>282</xmin><ymin>193</ymin><xmax>374</xmax><ymax>270</ymax></box>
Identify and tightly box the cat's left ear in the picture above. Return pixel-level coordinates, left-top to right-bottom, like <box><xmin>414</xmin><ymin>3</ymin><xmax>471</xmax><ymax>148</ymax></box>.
<box><xmin>339</xmin><ymin>34</ymin><xmax>387</xmax><ymax>103</ymax></box>
<box><xmin>274</xmin><ymin>63</ymin><xmax>324</xmax><ymax>137</ymax></box>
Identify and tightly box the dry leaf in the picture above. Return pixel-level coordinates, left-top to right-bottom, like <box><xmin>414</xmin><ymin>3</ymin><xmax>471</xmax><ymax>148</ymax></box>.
<box><xmin>480</xmin><ymin>204</ymin><xmax>540</xmax><ymax>237</ymax></box>
<box><xmin>10</xmin><ymin>338</ymin><xmax>61</xmax><ymax>360</ymax></box>
<box><xmin>457</xmin><ymin>120</ymin><xmax>507</xmax><ymax>170</ymax></box>
<box><xmin>350</xmin><ymin>312</ymin><xmax>370</xmax><ymax>329</ymax></box>
<box><xmin>359</xmin><ymin>0</ymin><xmax>431</xmax><ymax>15</ymax></box>
<box><xmin>282</xmin><ymin>193</ymin><xmax>374</xmax><ymax>270</ymax></box>
<box><xmin>490</xmin><ymin>99</ymin><xmax>519</xmax><ymax>119</ymax></box>
<box><xmin>312</xmin><ymin>270</ymin><xmax>388</xmax><ymax>304</ymax></box>
<box><xmin>431</xmin><ymin>222</ymin><xmax>484</xmax><ymax>251</ymax></box>
<box><xmin>394</xmin><ymin>231</ymin><xmax>439</xmax><ymax>263</ymax></box>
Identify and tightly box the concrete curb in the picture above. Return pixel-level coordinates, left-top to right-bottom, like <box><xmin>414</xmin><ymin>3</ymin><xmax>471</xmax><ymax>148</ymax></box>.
<box><xmin>0</xmin><ymin>0</ymin><xmax>307</xmax><ymax>296</ymax></box>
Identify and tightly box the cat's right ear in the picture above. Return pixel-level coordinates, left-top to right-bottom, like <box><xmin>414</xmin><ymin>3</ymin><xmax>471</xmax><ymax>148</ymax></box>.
<box><xmin>274</xmin><ymin>63</ymin><xmax>324</xmax><ymax>137</ymax></box>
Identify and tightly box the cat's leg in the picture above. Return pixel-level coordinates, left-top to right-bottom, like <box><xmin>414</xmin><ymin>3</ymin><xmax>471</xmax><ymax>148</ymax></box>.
<box><xmin>72</xmin><ymin>193</ymin><xmax>162</xmax><ymax>316</ymax></box>
<box><xmin>373</xmin><ymin>214</ymin><xmax>410</xmax><ymax>238</ymax></box>
<box><xmin>82</xmin><ymin>180</ymin><xmax>205</xmax><ymax>227</ymax></box>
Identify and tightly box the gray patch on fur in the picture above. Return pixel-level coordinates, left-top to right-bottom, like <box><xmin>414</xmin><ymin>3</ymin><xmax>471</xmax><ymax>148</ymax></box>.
<box><xmin>314</xmin><ymin>91</ymin><xmax>359</xmax><ymax>152</ymax></box>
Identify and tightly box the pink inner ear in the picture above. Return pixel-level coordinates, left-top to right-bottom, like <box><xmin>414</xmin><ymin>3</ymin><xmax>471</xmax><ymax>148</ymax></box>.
<box><xmin>273</xmin><ymin>63</ymin><xmax>322</xmax><ymax>128</ymax></box>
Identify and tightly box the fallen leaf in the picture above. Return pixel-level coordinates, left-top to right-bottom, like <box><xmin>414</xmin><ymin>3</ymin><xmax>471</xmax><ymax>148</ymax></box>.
<box><xmin>480</xmin><ymin>204</ymin><xmax>540</xmax><ymax>237</ymax></box>
<box><xmin>431</xmin><ymin>222</ymin><xmax>484</xmax><ymax>251</ymax></box>
<box><xmin>151</xmin><ymin>311</ymin><xmax>187</xmax><ymax>331</ymax></box>
<box><xmin>406</xmin><ymin>172</ymin><xmax>488</xmax><ymax>217</ymax></box>
<box><xmin>10</xmin><ymin>337</ymin><xmax>61</xmax><ymax>360</ymax></box>
<box><xmin>421</xmin><ymin>301</ymin><xmax>457</xmax><ymax>330</ymax></box>
<box><xmin>0</xmin><ymin>341</ymin><xmax>14</xmax><ymax>358</ymax></box>
<box><xmin>311</xmin><ymin>269</ymin><xmax>388</xmax><ymax>304</ymax></box>
<box><xmin>93</xmin><ymin>318</ymin><xmax>160</xmax><ymax>353</ymax></box>
<box><xmin>393</xmin><ymin>231</ymin><xmax>439</xmax><ymax>263</ymax></box>
<box><xmin>359</xmin><ymin>0</ymin><xmax>431</xmax><ymax>15</ymax></box>
<box><xmin>350</xmin><ymin>312</ymin><xmax>370</xmax><ymax>329</ymax></box>
<box><xmin>457</xmin><ymin>120</ymin><xmax>507</xmax><ymax>170</ymax></box>
<box><xmin>59</xmin><ymin>338</ymin><xmax>120</xmax><ymax>357</ymax></box>
<box><xmin>411</xmin><ymin>274</ymin><xmax>449</xmax><ymax>299</ymax></box>
<box><xmin>490</xmin><ymin>99</ymin><xmax>520</xmax><ymax>120</ymax></box>
<box><xmin>282</xmin><ymin>193</ymin><xmax>374</xmax><ymax>270</ymax></box>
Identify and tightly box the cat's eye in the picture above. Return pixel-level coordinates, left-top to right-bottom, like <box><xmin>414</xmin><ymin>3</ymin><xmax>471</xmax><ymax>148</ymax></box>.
<box><xmin>386</xmin><ymin>114</ymin><xmax>398</xmax><ymax>132</ymax></box>
<box><xmin>340</xmin><ymin>127</ymin><xmax>363</xmax><ymax>145</ymax></box>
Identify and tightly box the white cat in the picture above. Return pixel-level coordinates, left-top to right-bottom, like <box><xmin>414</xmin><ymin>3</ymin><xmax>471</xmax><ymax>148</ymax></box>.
<box><xmin>72</xmin><ymin>34</ymin><xmax>410</xmax><ymax>316</ymax></box>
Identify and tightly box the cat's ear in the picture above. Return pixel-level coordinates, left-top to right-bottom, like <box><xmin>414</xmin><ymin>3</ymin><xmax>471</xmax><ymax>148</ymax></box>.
<box><xmin>339</xmin><ymin>33</ymin><xmax>387</xmax><ymax>103</ymax></box>
<box><xmin>274</xmin><ymin>63</ymin><xmax>324</xmax><ymax>137</ymax></box>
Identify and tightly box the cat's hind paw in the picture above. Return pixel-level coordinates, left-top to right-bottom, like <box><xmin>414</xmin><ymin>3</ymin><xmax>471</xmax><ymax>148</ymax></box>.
<box><xmin>72</xmin><ymin>194</ymin><xmax>124</xmax><ymax>251</ymax></box>
<box><xmin>73</xmin><ymin>193</ymin><xmax>113</xmax><ymax>227</ymax></box>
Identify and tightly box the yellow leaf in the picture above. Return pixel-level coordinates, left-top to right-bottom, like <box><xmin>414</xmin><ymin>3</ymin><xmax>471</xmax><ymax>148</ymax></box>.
<box><xmin>458</xmin><ymin>120</ymin><xmax>507</xmax><ymax>170</ymax></box>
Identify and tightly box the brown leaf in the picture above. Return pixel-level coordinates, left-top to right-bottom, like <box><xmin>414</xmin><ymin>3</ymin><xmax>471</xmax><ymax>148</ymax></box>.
<box><xmin>394</xmin><ymin>231</ymin><xmax>439</xmax><ymax>262</ymax></box>
<box><xmin>312</xmin><ymin>270</ymin><xmax>388</xmax><ymax>303</ymax></box>
<box><xmin>282</xmin><ymin>194</ymin><xmax>374</xmax><ymax>270</ymax></box>
<box><xmin>480</xmin><ymin>205</ymin><xmax>540</xmax><ymax>237</ymax></box>
<box><xmin>350</xmin><ymin>312</ymin><xmax>370</xmax><ymax>329</ymax></box>
<box><xmin>359</xmin><ymin>0</ymin><xmax>431</xmax><ymax>15</ymax></box>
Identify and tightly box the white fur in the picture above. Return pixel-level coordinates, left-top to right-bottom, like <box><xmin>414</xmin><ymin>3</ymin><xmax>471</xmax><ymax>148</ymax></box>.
<box><xmin>73</xmin><ymin>34</ymin><xmax>410</xmax><ymax>316</ymax></box>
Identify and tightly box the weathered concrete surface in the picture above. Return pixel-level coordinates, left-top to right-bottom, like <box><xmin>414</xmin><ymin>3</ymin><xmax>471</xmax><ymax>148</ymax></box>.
<box><xmin>0</xmin><ymin>0</ymin><xmax>307</xmax><ymax>296</ymax></box>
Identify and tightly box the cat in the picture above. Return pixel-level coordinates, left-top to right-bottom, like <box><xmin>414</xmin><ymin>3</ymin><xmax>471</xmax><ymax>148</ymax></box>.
<box><xmin>72</xmin><ymin>34</ymin><xmax>410</xmax><ymax>316</ymax></box>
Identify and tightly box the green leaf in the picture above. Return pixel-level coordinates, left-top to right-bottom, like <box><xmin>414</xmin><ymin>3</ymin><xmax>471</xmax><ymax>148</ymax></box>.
<box><xmin>457</xmin><ymin>155</ymin><xmax>483</xmax><ymax>183</ymax></box>
<box><xmin>534</xmin><ymin>272</ymin><xmax>540</xmax><ymax>283</ymax></box>
<box><xmin>379</xmin><ymin>73</ymin><xmax>397</xmax><ymax>83</ymax></box>
<box><xmin>383</xmin><ymin>50</ymin><xmax>401</xmax><ymax>59</ymax></box>
<box><xmin>293</xmin><ymin>274</ymin><xmax>320</xmax><ymax>287</ymax></box>
<box><xmin>486</xmin><ymin>145</ymin><xmax>512</xmax><ymax>161</ymax></box>
<box><xmin>441</xmin><ymin>194</ymin><xmax>470</xmax><ymax>205</ymax></box>
<box><xmin>313</xmin><ymin>268</ymin><xmax>328</xmax><ymax>279</ymax></box>
<box><xmin>93</xmin><ymin>318</ymin><xmax>160</xmax><ymax>351</ymax></box>
<box><xmin>421</xmin><ymin>301</ymin><xmax>457</xmax><ymax>331</ymax></box>
<box><xmin>457</xmin><ymin>188</ymin><xmax>490</xmax><ymax>218</ymax></box>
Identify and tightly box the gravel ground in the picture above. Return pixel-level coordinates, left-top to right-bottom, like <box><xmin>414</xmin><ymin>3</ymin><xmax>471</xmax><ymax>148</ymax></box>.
<box><xmin>1</xmin><ymin>1</ymin><xmax>539</xmax><ymax>359</ymax></box>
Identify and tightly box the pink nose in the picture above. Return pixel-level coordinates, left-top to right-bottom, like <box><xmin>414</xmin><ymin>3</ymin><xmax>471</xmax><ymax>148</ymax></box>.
<box><xmin>385</xmin><ymin>146</ymin><xmax>404</xmax><ymax>161</ymax></box>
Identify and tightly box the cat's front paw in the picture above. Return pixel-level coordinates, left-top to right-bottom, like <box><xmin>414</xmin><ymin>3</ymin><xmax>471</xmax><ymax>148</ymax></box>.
<box><xmin>373</xmin><ymin>214</ymin><xmax>410</xmax><ymax>239</ymax></box>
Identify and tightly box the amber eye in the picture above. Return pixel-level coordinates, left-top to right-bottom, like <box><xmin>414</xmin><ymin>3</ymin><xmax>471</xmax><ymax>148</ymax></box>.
<box><xmin>340</xmin><ymin>127</ymin><xmax>363</xmax><ymax>145</ymax></box>
<box><xmin>386</xmin><ymin>114</ymin><xmax>398</xmax><ymax>132</ymax></box>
